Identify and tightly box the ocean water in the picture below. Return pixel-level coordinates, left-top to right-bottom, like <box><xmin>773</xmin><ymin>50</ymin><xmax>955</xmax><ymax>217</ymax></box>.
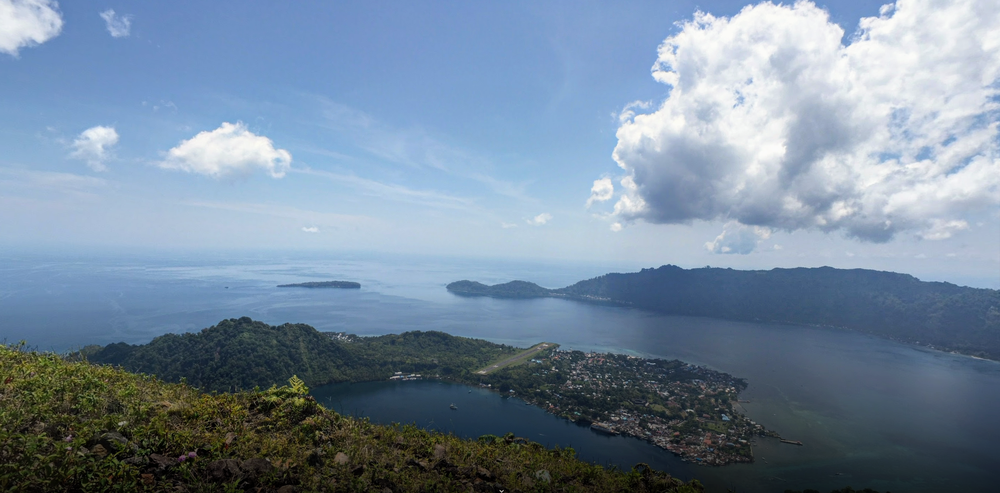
<box><xmin>1</xmin><ymin>250</ymin><xmax>998</xmax><ymax>492</ymax></box>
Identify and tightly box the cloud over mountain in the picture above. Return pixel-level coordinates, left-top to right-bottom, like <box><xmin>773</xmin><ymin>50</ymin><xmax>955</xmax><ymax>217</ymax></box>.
<box><xmin>0</xmin><ymin>0</ymin><xmax>63</xmax><ymax>56</ymax></box>
<box><xmin>160</xmin><ymin>122</ymin><xmax>291</xmax><ymax>179</ymax></box>
<box><xmin>607</xmin><ymin>0</ymin><xmax>1000</xmax><ymax>247</ymax></box>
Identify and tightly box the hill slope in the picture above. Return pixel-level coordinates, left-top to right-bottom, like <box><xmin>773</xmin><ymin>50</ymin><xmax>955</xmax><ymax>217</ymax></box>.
<box><xmin>1</xmin><ymin>343</ymin><xmax>701</xmax><ymax>492</ymax></box>
<box><xmin>83</xmin><ymin>317</ymin><xmax>522</xmax><ymax>392</ymax></box>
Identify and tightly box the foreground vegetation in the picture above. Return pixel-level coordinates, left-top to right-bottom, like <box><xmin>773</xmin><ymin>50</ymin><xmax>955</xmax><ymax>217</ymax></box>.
<box><xmin>2</xmin><ymin>342</ymin><xmax>703</xmax><ymax>492</ymax></box>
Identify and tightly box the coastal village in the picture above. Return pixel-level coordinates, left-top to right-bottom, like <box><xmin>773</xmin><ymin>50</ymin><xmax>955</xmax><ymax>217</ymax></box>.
<box><xmin>474</xmin><ymin>349</ymin><xmax>778</xmax><ymax>466</ymax></box>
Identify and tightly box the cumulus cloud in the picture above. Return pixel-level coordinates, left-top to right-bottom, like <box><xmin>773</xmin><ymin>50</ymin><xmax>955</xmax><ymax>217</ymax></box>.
<box><xmin>586</xmin><ymin>177</ymin><xmax>614</xmax><ymax>207</ymax></box>
<box><xmin>160</xmin><ymin>122</ymin><xmax>291</xmax><ymax>179</ymax></box>
<box><xmin>705</xmin><ymin>221</ymin><xmax>772</xmax><ymax>254</ymax></box>
<box><xmin>0</xmin><ymin>0</ymin><xmax>62</xmax><ymax>56</ymax></box>
<box><xmin>526</xmin><ymin>213</ymin><xmax>552</xmax><ymax>226</ymax></box>
<box><xmin>99</xmin><ymin>8</ymin><xmax>130</xmax><ymax>37</ymax></box>
<box><xmin>607</xmin><ymin>0</ymin><xmax>1000</xmax><ymax>245</ymax></box>
<box><xmin>302</xmin><ymin>226</ymin><xmax>319</xmax><ymax>233</ymax></box>
<box><xmin>70</xmin><ymin>126</ymin><xmax>119</xmax><ymax>172</ymax></box>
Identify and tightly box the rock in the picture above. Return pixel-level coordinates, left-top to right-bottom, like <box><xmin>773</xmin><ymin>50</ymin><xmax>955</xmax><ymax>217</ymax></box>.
<box><xmin>149</xmin><ymin>453</ymin><xmax>176</xmax><ymax>471</ymax></box>
<box><xmin>90</xmin><ymin>444</ymin><xmax>108</xmax><ymax>459</ymax></box>
<box><xmin>241</xmin><ymin>458</ymin><xmax>273</xmax><ymax>478</ymax></box>
<box><xmin>405</xmin><ymin>458</ymin><xmax>427</xmax><ymax>471</ymax></box>
<box><xmin>535</xmin><ymin>469</ymin><xmax>551</xmax><ymax>483</ymax></box>
<box><xmin>276</xmin><ymin>486</ymin><xmax>296</xmax><ymax>493</ymax></box>
<box><xmin>140</xmin><ymin>473</ymin><xmax>155</xmax><ymax>486</ymax></box>
<box><xmin>99</xmin><ymin>431</ymin><xmax>131</xmax><ymax>453</ymax></box>
<box><xmin>123</xmin><ymin>455</ymin><xmax>146</xmax><ymax>466</ymax></box>
<box><xmin>224</xmin><ymin>432</ymin><xmax>237</xmax><ymax>447</ymax></box>
<box><xmin>432</xmin><ymin>443</ymin><xmax>447</xmax><ymax>459</ymax></box>
<box><xmin>306</xmin><ymin>448</ymin><xmax>325</xmax><ymax>466</ymax></box>
<box><xmin>205</xmin><ymin>459</ymin><xmax>242</xmax><ymax>482</ymax></box>
<box><xmin>476</xmin><ymin>466</ymin><xmax>495</xmax><ymax>481</ymax></box>
<box><xmin>333</xmin><ymin>452</ymin><xmax>349</xmax><ymax>465</ymax></box>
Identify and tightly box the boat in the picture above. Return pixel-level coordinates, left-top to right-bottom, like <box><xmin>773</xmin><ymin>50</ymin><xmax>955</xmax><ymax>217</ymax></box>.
<box><xmin>590</xmin><ymin>422</ymin><xmax>618</xmax><ymax>435</ymax></box>
<box><xmin>779</xmin><ymin>439</ymin><xmax>803</xmax><ymax>446</ymax></box>
<box><xmin>449</xmin><ymin>403</ymin><xmax>457</xmax><ymax>410</ymax></box>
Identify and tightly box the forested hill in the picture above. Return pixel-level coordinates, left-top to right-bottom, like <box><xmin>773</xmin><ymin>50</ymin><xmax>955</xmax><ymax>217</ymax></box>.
<box><xmin>83</xmin><ymin>317</ymin><xmax>521</xmax><ymax>392</ymax></box>
<box><xmin>559</xmin><ymin>266</ymin><xmax>1000</xmax><ymax>359</ymax></box>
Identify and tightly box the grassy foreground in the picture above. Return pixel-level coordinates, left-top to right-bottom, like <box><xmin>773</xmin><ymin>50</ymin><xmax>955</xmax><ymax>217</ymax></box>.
<box><xmin>0</xmin><ymin>343</ymin><xmax>703</xmax><ymax>492</ymax></box>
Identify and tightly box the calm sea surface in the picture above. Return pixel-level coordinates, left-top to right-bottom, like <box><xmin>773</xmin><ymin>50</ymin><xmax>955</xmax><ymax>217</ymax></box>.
<box><xmin>1</xmin><ymin>251</ymin><xmax>997</xmax><ymax>492</ymax></box>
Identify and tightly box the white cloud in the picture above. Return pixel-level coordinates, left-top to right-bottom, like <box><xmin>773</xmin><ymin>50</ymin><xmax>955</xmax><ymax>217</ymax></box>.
<box><xmin>586</xmin><ymin>177</ymin><xmax>614</xmax><ymax>207</ymax></box>
<box><xmin>99</xmin><ymin>8</ymin><xmax>130</xmax><ymax>38</ymax></box>
<box><xmin>610</xmin><ymin>222</ymin><xmax>623</xmax><ymax>232</ymax></box>
<box><xmin>526</xmin><ymin>213</ymin><xmax>552</xmax><ymax>226</ymax></box>
<box><xmin>608</xmin><ymin>0</ymin><xmax>1000</xmax><ymax>244</ymax></box>
<box><xmin>160</xmin><ymin>122</ymin><xmax>291</xmax><ymax>179</ymax></box>
<box><xmin>302</xmin><ymin>226</ymin><xmax>319</xmax><ymax>233</ymax></box>
<box><xmin>70</xmin><ymin>125</ymin><xmax>119</xmax><ymax>172</ymax></box>
<box><xmin>705</xmin><ymin>221</ymin><xmax>772</xmax><ymax>254</ymax></box>
<box><xmin>0</xmin><ymin>0</ymin><xmax>62</xmax><ymax>56</ymax></box>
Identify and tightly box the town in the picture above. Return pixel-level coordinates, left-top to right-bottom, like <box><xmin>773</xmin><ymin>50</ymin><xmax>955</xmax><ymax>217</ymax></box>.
<box><xmin>474</xmin><ymin>349</ymin><xmax>778</xmax><ymax>466</ymax></box>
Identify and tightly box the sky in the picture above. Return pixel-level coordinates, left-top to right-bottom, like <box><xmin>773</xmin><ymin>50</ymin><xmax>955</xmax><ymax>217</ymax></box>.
<box><xmin>1</xmin><ymin>0</ymin><xmax>998</xmax><ymax>288</ymax></box>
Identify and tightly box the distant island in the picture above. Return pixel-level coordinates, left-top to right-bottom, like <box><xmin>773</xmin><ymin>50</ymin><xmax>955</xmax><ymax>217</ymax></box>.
<box><xmin>448</xmin><ymin>265</ymin><xmax>1000</xmax><ymax>361</ymax></box>
<box><xmin>446</xmin><ymin>280</ymin><xmax>552</xmax><ymax>298</ymax></box>
<box><xmin>277</xmin><ymin>280</ymin><xmax>361</xmax><ymax>289</ymax></box>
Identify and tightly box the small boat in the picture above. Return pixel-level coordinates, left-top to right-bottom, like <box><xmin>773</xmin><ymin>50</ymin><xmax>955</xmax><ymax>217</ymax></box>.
<box><xmin>449</xmin><ymin>403</ymin><xmax>457</xmax><ymax>410</ymax></box>
<box><xmin>779</xmin><ymin>439</ymin><xmax>803</xmax><ymax>446</ymax></box>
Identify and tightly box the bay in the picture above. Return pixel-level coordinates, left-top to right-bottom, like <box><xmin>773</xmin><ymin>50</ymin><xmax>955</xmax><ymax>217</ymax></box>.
<box><xmin>1</xmin><ymin>250</ymin><xmax>997</xmax><ymax>492</ymax></box>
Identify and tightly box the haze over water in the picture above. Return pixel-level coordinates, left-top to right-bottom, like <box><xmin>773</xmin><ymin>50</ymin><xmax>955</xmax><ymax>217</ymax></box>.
<box><xmin>2</xmin><ymin>251</ymin><xmax>997</xmax><ymax>492</ymax></box>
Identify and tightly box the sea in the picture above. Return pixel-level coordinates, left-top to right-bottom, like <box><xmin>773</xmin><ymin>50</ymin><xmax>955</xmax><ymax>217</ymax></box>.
<box><xmin>2</xmin><ymin>249</ymin><xmax>998</xmax><ymax>493</ymax></box>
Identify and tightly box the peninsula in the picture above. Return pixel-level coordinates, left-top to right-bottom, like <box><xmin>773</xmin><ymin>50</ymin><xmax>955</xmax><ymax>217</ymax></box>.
<box><xmin>277</xmin><ymin>280</ymin><xmax>361</xmax><ymax>289</ymax></box>
<box><xmin>81</xmin><ymin>318</ymin><xmax>775</xmax><ymax>467</ymax></box>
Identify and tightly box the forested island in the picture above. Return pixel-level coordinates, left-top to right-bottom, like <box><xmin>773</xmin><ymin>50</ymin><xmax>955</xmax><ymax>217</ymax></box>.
<box><xmin>449</xmin><ymin>265</ymin><xmax>1000</xmax><ymax>360</ymax></box>
<box><xmin>277</xmin><ymin>280</ymin><xmax>361</xmax><ymax>289</ymax></box>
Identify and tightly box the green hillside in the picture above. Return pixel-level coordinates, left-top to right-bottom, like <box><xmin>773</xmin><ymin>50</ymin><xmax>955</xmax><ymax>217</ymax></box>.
<box><xmin>81</xmin><ymin>317</ymin><xmax>522</xmax><ymax>392</ymax></box>
<box><xmin>1</xmin><ymin>342</ymin><xmax>702</xmax><ymax>492</ymax></box>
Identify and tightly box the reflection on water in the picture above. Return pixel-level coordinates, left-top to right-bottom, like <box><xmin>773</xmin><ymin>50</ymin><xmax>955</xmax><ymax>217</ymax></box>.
<box><xmin>1</xmin><ymin>252</ymin><xmax>998</xmax><ymax>492</ymax></box>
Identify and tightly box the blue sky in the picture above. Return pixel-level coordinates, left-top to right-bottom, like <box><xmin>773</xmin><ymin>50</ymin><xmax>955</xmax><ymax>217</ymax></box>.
<box><xmin>1</xmin><ymin>0</ymin><xmax>998</xmax><ymax>287</ymax></box>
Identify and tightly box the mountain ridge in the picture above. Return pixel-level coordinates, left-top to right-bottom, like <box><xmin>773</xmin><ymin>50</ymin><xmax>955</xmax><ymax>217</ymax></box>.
<box><xmin>448</xmin><ymin>265</ymin><xmax>1000</xmax><ymax>360</ymax></box>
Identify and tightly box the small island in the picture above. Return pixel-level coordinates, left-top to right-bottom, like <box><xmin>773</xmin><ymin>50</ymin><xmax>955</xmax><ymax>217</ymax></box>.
<box><xmin>277</xmin><ymin>280</ymin><xmax>361</xmax><ymax>289</ymax></box>
<box><xmin>446</xmin><ymin>280</ymin><xmax>553</xmax><ymax>298</ymax></box>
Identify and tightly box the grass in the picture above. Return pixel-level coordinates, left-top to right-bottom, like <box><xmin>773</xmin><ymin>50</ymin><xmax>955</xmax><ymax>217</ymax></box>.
<box><xmin>1</xmin><ymin>343</ymin><xmax>703</xmax><ymax>492</ymax></box>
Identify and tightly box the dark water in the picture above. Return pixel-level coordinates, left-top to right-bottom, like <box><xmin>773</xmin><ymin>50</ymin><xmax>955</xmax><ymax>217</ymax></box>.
<box><xmin>313</xmin><ymin>380</ymin><xmax>696</xmax><ymax>480</ymax></box>
<box><xmin>1</xmin><ymin>251</ymin><xmax>998</xmax><ymax>492</ymax></box>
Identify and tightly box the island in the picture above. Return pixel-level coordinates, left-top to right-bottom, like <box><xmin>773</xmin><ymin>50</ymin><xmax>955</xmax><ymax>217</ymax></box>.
<box><xmin>277</xmin><ymin>280</ymin><xmax>361</xmax><ymax>289</ymax></box>
<box><xmin>448</xmin><ymin>265</ymin><xmax>1000</xmax><ymax>361</ymax></box>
